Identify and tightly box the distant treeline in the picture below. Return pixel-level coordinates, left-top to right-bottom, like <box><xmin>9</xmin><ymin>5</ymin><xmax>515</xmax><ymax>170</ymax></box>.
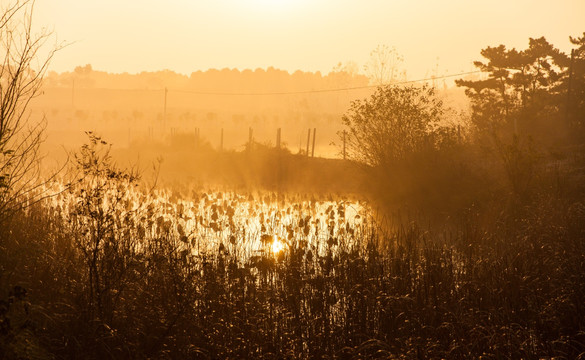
<box><xmin>44</xmin><ymin>65</ymin><xmax>369</xmax><ymax>93</ymax></box>
<box><xmin>34</xmin><ymin>65</ymin><xmax>383</xmax><ymax>121</ymax></box>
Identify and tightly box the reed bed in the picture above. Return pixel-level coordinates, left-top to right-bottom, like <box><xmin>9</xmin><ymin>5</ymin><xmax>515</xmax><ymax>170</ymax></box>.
<box><xmin>1</xmin><ymin>174</ymin><xmax>584</xmax><ymax>359</ymax></box>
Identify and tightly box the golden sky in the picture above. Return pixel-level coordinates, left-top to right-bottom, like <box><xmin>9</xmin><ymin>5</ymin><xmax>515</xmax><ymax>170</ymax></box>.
<box><xmin>35</xmin><ymin>0</ymin><xmax>584</xmax><ymax>79</ymax></box>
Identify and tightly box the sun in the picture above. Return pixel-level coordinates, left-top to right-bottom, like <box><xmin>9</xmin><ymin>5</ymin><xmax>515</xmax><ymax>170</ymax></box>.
<box><xmin>256</xmin><ymin>0</ymin><xmax>291</xmax><ymax>7</ymax></box>
<box><xmin>247</xmin><ymin>0</ymin><xmax>299</xmax><ymax>13</ymax></box>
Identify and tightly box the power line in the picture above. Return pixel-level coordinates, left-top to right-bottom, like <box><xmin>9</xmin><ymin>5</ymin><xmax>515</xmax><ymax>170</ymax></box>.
<box><xmin>66</xmin><ymin>70</ymin><xmax>484</xmax><ymax>96</ymax></box>
<box><xmin>167</xmin><ymin>70</ymin><xmax>484</xmax><ymax>96</ymax></box>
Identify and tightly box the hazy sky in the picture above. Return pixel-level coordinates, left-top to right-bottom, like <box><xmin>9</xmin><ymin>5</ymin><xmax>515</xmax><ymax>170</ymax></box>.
<box><xmin>34</xmin><ymin>0</ymin><xmax>584</xmax><ymax>79</ymax></box>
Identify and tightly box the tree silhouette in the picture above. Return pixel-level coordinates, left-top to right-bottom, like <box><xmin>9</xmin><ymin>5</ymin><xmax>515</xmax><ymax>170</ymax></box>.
<box><xmin>363</xmin><ymin>45</ymin><xmax>406</xmax><ymax>86</ymax></box>
<box><xmin>0</xmin><ymin>0</ymin><xmax>60</xmax><ymax>220</ymax></box>
<box><xmin>567</xmin><ymin>33</ymin><xmax>585</xmax><ymax>135</ymax></box>
<box><xmin>341</xmin><ymin>84</ymin><xmax>444</xmax><ymax>167</ymax></box>
<box><xmin>456</xmin><ymin>37</ymin><xmax>569</xmax><ymax>137</ymax></box>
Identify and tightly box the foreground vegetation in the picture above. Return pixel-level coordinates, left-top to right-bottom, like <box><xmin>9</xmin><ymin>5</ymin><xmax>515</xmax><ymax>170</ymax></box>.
<box><xmin>1</xmin><ymin>133</ymin><xmax>585</xmax><ymax>359</ymax></box>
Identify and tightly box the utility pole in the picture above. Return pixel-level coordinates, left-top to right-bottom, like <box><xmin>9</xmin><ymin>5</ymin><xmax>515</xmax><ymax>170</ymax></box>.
<box><xmin>248</xmin><ymin>127</ymin><xmax>253</xmax><ymax>151</ymax></box>
<box><xmin>72</xmin><ymin>79</ymin><xmax>75</xmax><ymax>108</ymax></box>
<box><xmin>276</xmin><ymin>128</ymin><xmax>281</xmax><ymax>150</ymax></box>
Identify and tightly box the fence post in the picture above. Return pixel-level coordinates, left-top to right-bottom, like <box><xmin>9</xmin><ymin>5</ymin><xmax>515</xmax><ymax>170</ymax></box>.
<box><xmin>311</xmin><ymin>128</ymin><xmax>316</xmax><ymax>157</ymax></box>
<box><xmin>343</xmin><ymin>130</ymin><xmax>346</xmax><ymax>160</ymax></box>
<box><xmin>163</xmin><ymin>87</ymin><xmax>168</xmax><ymax>132</ymax></box>
<box><xmin>306</xmin><ymin>129</ymin><xmax>311</xmax><ymax>156</ymax></box>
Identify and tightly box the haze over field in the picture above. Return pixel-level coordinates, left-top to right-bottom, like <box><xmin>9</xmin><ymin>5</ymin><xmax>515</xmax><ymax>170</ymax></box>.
<box><xmin>27</xmin><ymin>0</ymin><xmax>585</xmax><ymax>161</ymax></box>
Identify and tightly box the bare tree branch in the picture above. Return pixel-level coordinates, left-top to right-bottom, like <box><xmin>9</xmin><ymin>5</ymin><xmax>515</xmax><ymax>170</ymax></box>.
<box><xmin>0</xmin><ymin>0</ymin><xmax>64</xmax><ymax>220</ymax></box>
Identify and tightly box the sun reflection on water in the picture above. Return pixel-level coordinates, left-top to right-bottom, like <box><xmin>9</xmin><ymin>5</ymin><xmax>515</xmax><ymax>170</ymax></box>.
<box><xmin>271</xmin><ymin>235</ymin><xmax>285</xmax><ymax>255</ymax></box>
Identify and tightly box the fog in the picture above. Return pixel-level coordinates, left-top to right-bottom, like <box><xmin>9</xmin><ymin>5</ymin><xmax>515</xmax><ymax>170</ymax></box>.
<box><xmin>2</xmin><ymin>0</ymin><xmax>585</xmax><ymax>358</ymax></box>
